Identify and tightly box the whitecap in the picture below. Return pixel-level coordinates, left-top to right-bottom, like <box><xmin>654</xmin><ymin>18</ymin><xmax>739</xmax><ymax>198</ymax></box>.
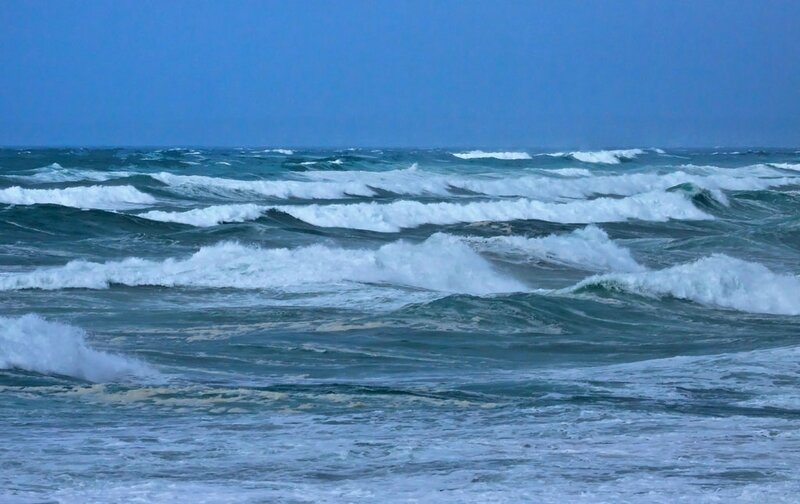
<box><xmin>0</xmin><ymin>235</ymin><xmax>524</xmax><ymax>295</ymax></box>
<box><xmin>451</xmin><ymin>150</ymin><xmax>532</xmax><ymax>160</ymax></box>
<box><xmin>273</xmin><ymin>191</ymin><xmax>711</xmax><ymax>232</ymax></box>
<box><xmin>0</xmin><ymin>185</ymin><xmax>156</xmax><ymax>210</ymax></box>
<box><xmin>572</xmin><ymin>254</ymin><xmax>800</xmax><ymax>315</ymax></box>
<box><xmin>547</xmin><ymin>149</ymin><xmax>645</xmax><ymax>164</ymax></box>
<box><xmin>465</xmin><ymin>225</ymin><xmax>645</xmax><ymax>273</ymax></box>
<box><xmin>0</xmin><ymin>314</ymin><xmax>154</xmax><ymax>382</ymax></box>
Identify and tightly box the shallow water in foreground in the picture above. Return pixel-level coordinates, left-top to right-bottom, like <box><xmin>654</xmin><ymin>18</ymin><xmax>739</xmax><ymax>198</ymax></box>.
<box><xmin>1</xmin><ymin>147</ymin><xmax>800</xmax><ymax>503</ymax></box>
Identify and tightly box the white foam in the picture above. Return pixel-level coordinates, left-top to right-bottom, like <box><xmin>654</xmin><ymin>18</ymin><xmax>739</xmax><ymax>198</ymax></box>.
<box><xmin>548</xmin><ymin>149</ymin><xmax>646</xmax><ymax>164</ymax></box>
<box><xmin>573</xmin><ymin>254</ymin><xmax>800</xmax><ymax>315</ymax></box>
<box><xmin>465</xmin><ymin>226</ymin><xmax>645</xmax><ymax>273</ymax></box>
<box><xmin>0</xmin><ymin>314</ymin><xmax>154</xmax><ymax>382</ymax></box>
<box><xmin>266</xmin><ymin>149</ymin><xmax>294</xmax><ymax>155</ymax></box>
<box><xmin>274</xmin><ymin>191</ymin><xmax>711</xmax><ymax>232</ymax></box>
<box><xmin>302</xmin><ymin>165</ymin><xmax>797</xmax><ymax>202</ymax></box>
<box><xmin>451</xmin><ymin>150</ymin><xmax>532</xmax><ymax>160</ymax></box>
<box><xmin>138</xmin><ymin>204</ymin><xmax>266</xmax><ymax>226</ymax></box>
<box><xmin>149</xmin><ymin>172</ymin><xmax>378</xmax><ymax>199</ymax></box>
<box><xmin>458</xmin><ymin>167</ymin><xmax>798</xmax><ymax>202</ymax></box>
<box><xmin>0</xmin><ymin>185</ymin><xmax>156</xmax><ymax>210</ymax></box>
<box><xmin>0</xmin><ymin>235</ymin><xmax>524</xmax><ymax>295</ymax></box>
<box><xmin>6</xmin><ymin>165</ymin><xmax>134</xmax><ymax>183</ymax></box>
<box><xmin>770</xmin><ymin>163</ymin><xmax>800</xmax><ymax>172</ymax></box>
<box><xmin>546</xmin><ymin>168</ymin><xmax>594</xmax><ymax>177</ymax></box>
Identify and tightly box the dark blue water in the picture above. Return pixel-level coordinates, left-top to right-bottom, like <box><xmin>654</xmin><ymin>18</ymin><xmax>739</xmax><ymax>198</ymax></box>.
<box><xmin>2</xmin><ymin>147</ymin><xmax>800</xmax><ymax>503</ymax></box>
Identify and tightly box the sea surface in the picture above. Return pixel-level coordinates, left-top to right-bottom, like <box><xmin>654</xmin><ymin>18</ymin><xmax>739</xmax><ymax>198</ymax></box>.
<box><xmin>1</xmin><ymin>147</ymin><xmax>800</xmax><ymax>503</ymax></box>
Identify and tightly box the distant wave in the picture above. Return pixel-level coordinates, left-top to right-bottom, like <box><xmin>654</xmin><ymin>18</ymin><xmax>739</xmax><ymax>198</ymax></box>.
<box><xmin>153</xmin><ymin>164</ymin><xmax>797</xmax><ymax>203</ymax></box>
<box><xmin>572</xmin><ymin>254</ymin><xmax>800</xmax><ymax>315</ymax></box>
<box><xmin>451</xmin><ymin>150</ymin><xmax>532</xmax><ymax>160</ymax></box>
<box><xmin>547</xmin><ymin>168</ymin><xmax>594</xmax><ymax>177</ymax></box>
<box><xmin>0</xmin><ymin>185</ymin><xmax>156</xmax><ymax>210</ymax></box>
<box><xmin>547</xmin><ymin>149</ymin><xmax>646</xmax><ymax>164</ymax></box>
<box><xmin>0</xmin><ymin>235</ymin><xmax>524</xmax><ymax>295</ymax></box>
<box><xmin>266</xmin><ymin>149</ymin><xmax>294</xmax><ymax>155</ymax></box>
<box><xmin>274</xmin><ymin>191</ymin><xmax>711</xmax><ymax>232</ymax></box>
<box><xmin>0</xmin><ymin>314</ymin><xmax>154</xmax><ymax>381</ymax></box>
<box><xmin>138</xmin><ymin>204</ymin><xmax>266</xmax><ymax>227</ymax></box>
<box><xmin>10</xmin><ymin>164</ymin><xmax>797</xmax><ymax>205</ymax></box>
<box><xmin>138</xmin><ymin>191</ymin><xmax>711</xmax><ymax>231</ymax></box>
<box><xmin>465</xmin><ymin>225</ymin><xmax>645</xmax><ymax>273</ymax></box>
<box><xmin>149</xmin><ymin>172</ymin><xmax>377</xmax><ymax>199</ymax></box>
<box><xmin>449</xmin><ymin>168</ymin><xmax>798</xmax><ymax>202</ymax></box>
<box><xmin>5</xmin><ymin>164</ymin><xmax>133</xmax><ymax>183</ymax></box>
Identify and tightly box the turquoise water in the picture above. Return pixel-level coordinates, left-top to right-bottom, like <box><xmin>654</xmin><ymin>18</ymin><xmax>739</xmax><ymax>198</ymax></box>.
<box><xmin>2</xmin><ymin>147</ymin><xmax>800</xmax><ymax>503</ymax></box>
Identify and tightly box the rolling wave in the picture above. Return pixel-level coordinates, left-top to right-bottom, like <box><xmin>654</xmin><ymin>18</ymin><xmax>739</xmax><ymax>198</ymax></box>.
<box><xmin>464</xmin><ymin>225</ymin><xmax>645</xmax><ymax>273</ymax></box>
<box><xmin>451</xmin><ymin>150</ymin><xmax>532</xmax><ymax>160</ymax></box>
<box><xmin>272</xmin><ymin>191</ymin><xmax>711</xmax><ymax>232</ymax></box>
<box><xmin>149</xmin><ymin>172</ymin><xmax>378</xmax><ymax>199</ymax></box>
<box><xmin>573</xmin><ymin>254</ymin><xmax>800</xmax><ymax>315</ymax></box>
<box><xmin>137</xmin><ymin>191</ymin><xmax>711</xmax><ymax>230</ymax></box>
<box><xmin>148</xmin><ymin>165</ymin><xmax>800</xmax><ymax>203</ymax></box>
<box><xmin>547</xmin><ymin>149</ymin><xmax>646</xmax><ymax>164</ymax></box>
<box><xmin>8</xmin><ymin>164</ymin><xmax>797</xmax><ymax>205</ymax></box>
<box><xmin>0</xmin><ymin>314</ymin><xmax>154</xmax><ymax>382</ymax></box>
<box><xmin>0</xmin><ymin>235</ymin><xmax>524</xmax><ymax>295</ymax></box>
<box><xmin>0</xmin><ymin>185</ymin><xmax>156</xmax><ymax>210</ymax></box>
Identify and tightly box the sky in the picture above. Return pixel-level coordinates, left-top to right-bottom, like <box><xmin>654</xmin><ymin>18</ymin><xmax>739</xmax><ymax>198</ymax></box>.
<box><xmin>1</xmin><ymin>0</ymin><xmax>798</xmax><ymax>148</ymax></box>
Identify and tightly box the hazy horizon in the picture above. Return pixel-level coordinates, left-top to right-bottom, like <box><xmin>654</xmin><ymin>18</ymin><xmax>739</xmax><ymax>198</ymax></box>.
<box><xmin>2</xmin><ymin>0</ymin><xmax>798</xmax><ymax>147</ymax></box>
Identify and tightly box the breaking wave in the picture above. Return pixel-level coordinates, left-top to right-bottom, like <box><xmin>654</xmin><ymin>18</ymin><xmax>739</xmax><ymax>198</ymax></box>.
<box><xmin>451</xmin><ymin>150</ymin><xmax>532</xmax><ymax>160</ymax></box>
<box><xmin>547</xmin><ymin>149</ymin><xmax>646</xmax><ymax>164</ymax></box>
<box><xmin>138</xmin><ymin>190</ymin><xmax>711</xmax><ymax>230</ymax></box>
<box><xmin>271</xmin><ymin>191</ymin><xmax>711</xmax><ymax>232</ymax></box>
<box><xmin>573</xmin><ymin>254</ymin><xmax>800</xmax><ymax>315</ymax></box>
<box><xmin>0</xmin><ymin>185</ymin><xmax>156</xmax><ymax>210</ymax></box>
<box><xmin>464</xmin><ymin>225</ymin><xmax>645</xmax><ymax>273</ymax></box>
<box><xmin>0</xmin><ymin>314</ymin><xmax>154</xmax><ymax>382</ymax></box>
<box><xmin>0</xmin><ymin>235</ymin><xmax>524</xmax><ymax>295</ymax></box>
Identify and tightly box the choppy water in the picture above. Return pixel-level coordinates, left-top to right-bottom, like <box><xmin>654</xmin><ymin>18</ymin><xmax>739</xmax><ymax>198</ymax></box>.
<box><xmin>2</xmin><ymin>147</ymin><xmax>800</xmax><ymax>503</ymax></box>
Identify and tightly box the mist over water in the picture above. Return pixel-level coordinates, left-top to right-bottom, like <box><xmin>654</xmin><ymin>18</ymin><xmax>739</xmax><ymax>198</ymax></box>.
<box><xmin>2</xmin><ymin>147</ymin><xmax>800</xmax><ymax>503</ymax></box>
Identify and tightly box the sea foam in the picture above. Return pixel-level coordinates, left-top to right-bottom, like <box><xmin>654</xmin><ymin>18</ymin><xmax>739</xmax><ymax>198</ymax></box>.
<box><xmin>0</xmin><ymin>314</ymin><xmax>153</xmax><ymax>381</ymax></box>
<box><xmin>547</xmin><ymin>149</ymin><xmax>646</xmax><ymax>164</ymax></box>
<box><xmin>0</xmin><ymin>185</ymin><xmax>156</xmax><ymax>210</ymax></box>
<box><xmin>272</xmin><ymin>190</ymin><xmax>711</xmax><ymax>232</ymax></box>
<box><xmin>465</xmin><ymin>225</ymin><xmax>645</xmax><ymax>273</ymax></box>
<box><xmin>451</xmin><ymin>150</ymin><xmax>532</xmax><ymax>160</ymax></box>
<box><xmin>573</xmin><ymin>254</ymin><xmax>800</xmax><ymax>315</ymax></box>
<box><xmin>149</xmin><ymin>172</ymin><xmax>378</xmax><ymax>199</ymax></box>
<box><xmin>0</xmin><ymin>235</ymin><xmax>524</xmax><ymax>295</ymax></box>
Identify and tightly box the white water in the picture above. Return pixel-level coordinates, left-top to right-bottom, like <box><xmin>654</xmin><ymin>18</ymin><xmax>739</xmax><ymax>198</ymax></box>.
<box><xmin>451</xmin><ymin>150</ymin><xmax>532</xmax><ymax>160</ymax></box>
<box><xmin>465</xmin><ymin>226</ymin><xmax>645</xmax><ymax>273</ymax></box>
<box><xmin>0</xmin><ymin>235</ymin><xmax>524</xmax><ymax>295</ymax></box>
<box><xmin>574</xmin><ymin>254</ymin><xmax>800</xmax><ymax>315</ymax></box>
<box><xmin>547</xmin><ymin>149</ymin><xmax>646</xmax><ymax>164</ymax></box>
<box><xmin>0</xmin><ymin>185</ymin><xmax>156</xmax><ymax>210</ymax></box>
<box><xmin>0</xmin><ymin>314</ymin><xmax>153</xmax><ymax>382</ymax></box>
<box><xmin>273</xmin><ymin>191</ymin><xmax>711</xmax><ymax>232</ymax></box>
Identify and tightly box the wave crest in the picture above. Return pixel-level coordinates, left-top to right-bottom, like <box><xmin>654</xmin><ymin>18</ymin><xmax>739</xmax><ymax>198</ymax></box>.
<box><xmin>0</xmin><ymin>314</ymin><xmax>154</xmax><ymax>381</ymax></box>
<box><xmin>0</xmin><ymin>185</ymin><xmax>155</xmax><ymax>210</ymax></box>
<box><xmin>0</xmin><ymin>235</ymin><xmax>524</xmax><ymax>295</ymax></box>
<box><xmin>548</xmin><ymin>149</ymin><xmax>646</xmax><ymax>164</ymax></box>
<box><xmin>573</xmin><ymin>254</ymin><xmax>800</xmax><ymax>315</ymax></box>
<box><xmin>451</xmin><ymin>151</ymin><xmax>532</xmax><ymax>160</ymax></box>
<box><xmin>465</xmin><ymin>225</ymin><xmax>645</xmax><ymax>273</ymax></box>
<box><xmin>271</xmin><ymin>191</ymin><xmax>711</xmax><ymax>232</ymax></box>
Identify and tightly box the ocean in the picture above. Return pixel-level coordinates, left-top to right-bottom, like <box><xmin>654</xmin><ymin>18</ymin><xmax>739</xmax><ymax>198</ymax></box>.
<box><xmin>1</xmin><ymin>147</ymin><xmax>800</xmax><ymax>503</ymax></box>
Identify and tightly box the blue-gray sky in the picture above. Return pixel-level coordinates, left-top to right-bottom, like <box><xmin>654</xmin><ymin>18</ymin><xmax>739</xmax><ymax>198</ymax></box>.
<box><xmin>1</xmin><ymin>0</ymin><xmax>798</xmax><ymax>147</ymax></box>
